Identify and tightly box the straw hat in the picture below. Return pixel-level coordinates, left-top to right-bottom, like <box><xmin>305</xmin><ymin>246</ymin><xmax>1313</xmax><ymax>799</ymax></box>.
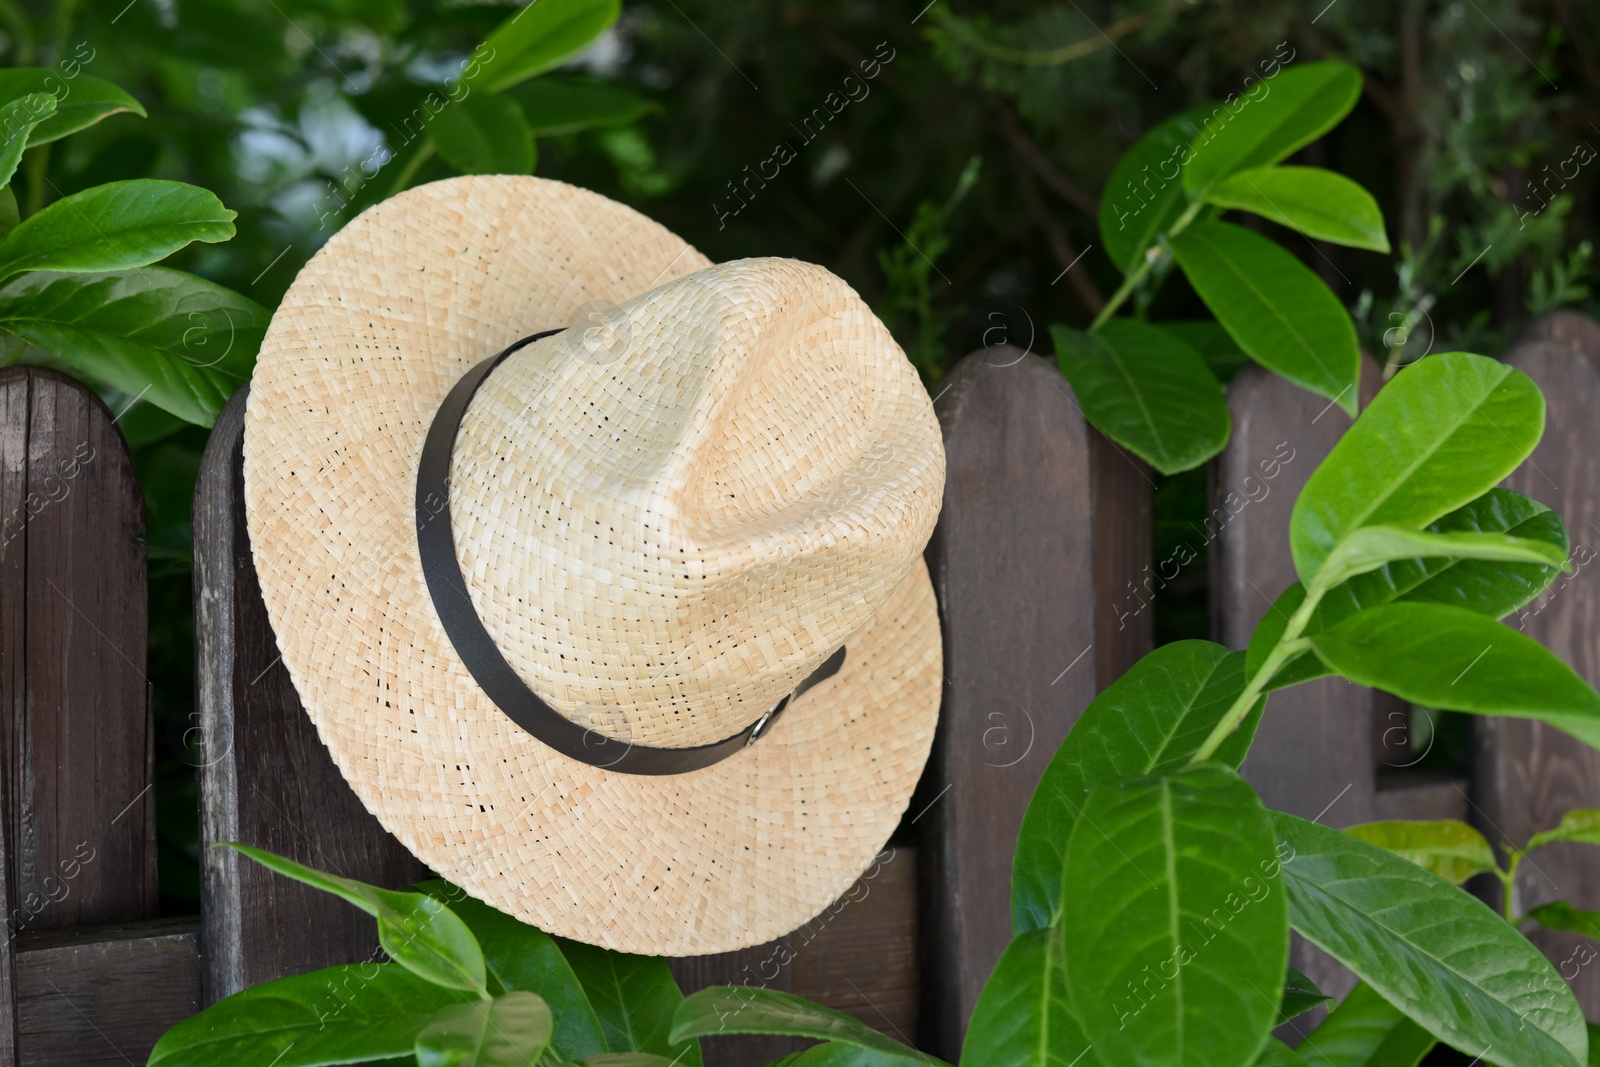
<box><xmin>242</xmin><ymin>175</ymin><xmax>945</xmax><ymax>955</ymax></box>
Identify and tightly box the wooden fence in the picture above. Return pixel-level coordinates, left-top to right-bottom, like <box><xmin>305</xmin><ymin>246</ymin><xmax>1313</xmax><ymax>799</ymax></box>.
<box><xmin>0</xmin><ymin>315</ymin><xmax>1593</xmax><ymax>1064</ymax></box>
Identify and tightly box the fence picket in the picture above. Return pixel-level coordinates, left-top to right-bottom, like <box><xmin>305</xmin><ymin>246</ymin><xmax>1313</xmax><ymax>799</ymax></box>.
<box><xmin>1478</xmin><ymin>316</ymin><xmax>1600</xmax><ymax>1020</ymax></box>
<box><xmin>921</xmin><ymin>347</ymin><xmax>1110</xmax><ymax>1058</ymax></box>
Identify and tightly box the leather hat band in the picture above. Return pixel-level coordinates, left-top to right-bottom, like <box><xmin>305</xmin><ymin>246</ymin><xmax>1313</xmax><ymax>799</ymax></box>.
<box><xmin>415</xmin><ymin>330</ymin><xmax>846</xmax><ymax>775</ymax></box>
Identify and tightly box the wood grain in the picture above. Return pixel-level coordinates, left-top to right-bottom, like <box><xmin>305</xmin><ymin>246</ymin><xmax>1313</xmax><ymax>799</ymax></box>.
<box><xmin>1477</xmin><ymin>326</ymin><xmax>1600</xmax><ymax>1019</ymax></box>
<box><xmin>15</xmin><ymin>916</ymin><xmax>199</xmax><ymax>1065</ymax></box>
<box><xmin>1210</xmin><ymin>360</ymin><xmax>1394</xmax><ymax>1013</ymax></box>
<box><xmin>194</xmin><ymin>387</ymin><xmax>429</xmax><ymax>1004</ymax></box>
<box><xmin>0</xmin><ymin>367</ymin><xmax>157</xmax><ymax>1062</ymax></box>
<box><xmin>921</xmin><ymin>347</ymin><xmax>1099</xmax><ymax>1059</ymax></box>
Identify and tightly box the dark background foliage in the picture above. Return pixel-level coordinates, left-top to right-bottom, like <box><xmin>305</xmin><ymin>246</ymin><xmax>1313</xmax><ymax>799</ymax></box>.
<box><xmin>6</xmin><ymin>0</ymin><xmax>1593</xmax><ymax>932</ymax></box>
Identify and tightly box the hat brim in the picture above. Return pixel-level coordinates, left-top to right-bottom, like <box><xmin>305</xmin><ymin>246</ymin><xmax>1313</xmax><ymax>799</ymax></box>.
<box><xmin>242</xmin><ymin>175</ymin><xmax>943</xmax><ymax>955</ymax></box>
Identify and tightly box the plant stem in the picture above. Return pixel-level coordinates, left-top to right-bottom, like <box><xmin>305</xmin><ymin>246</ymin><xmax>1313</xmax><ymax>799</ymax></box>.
<box><xmin>1500</xmin><ymin>850</ymin><xmax>1523</xmax><ymax>922</ymax></box>
<box><xmin>386</xmin><ymin>139</ymin><xmax>436</xmax><ymax>199</ymax></box>
<box><xmin>1187</xmin><ymin>588</ymin><xmax>1325</xmax><ymax>768</ymax></box>
<box><xmin>1088</xmin><ymin>197</ymin><xmax>1206</xmax><ymax>331</ymax></box>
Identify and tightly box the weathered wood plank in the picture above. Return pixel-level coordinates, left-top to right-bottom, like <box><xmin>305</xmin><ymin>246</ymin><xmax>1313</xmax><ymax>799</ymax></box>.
<box><xmin>921</xmin><ymin>347</ymin><xmax>1099</xmax><ymax>1058</ymax></box>
<box><xmin>1091</xmin><ymin>430</ymin><xmax>1155</xmax><ymax>689</ymax></box>
<box><xmin>0</xmin><ymin>367</ymin><xmax>156</xmax><ymax>1060</ymax></box>
<box><xmin>14</xmin><ymin>916</ymin><xmax>199</xmax><ymax>1065</ymax></box>
<box><xmin>1211</xmin><ymin>360</ymin><xmax>1394</xmax><ymax>1011</ymax></box>
<box><xmin>194</xmin><ymin>387</ymin><xmax>429</xmax><ymax>1003</ymax></box>
<box><xmin>1477</xmin><ymin>322</ymin><xmax>1600</xmax><ymax>1019</ymax></box>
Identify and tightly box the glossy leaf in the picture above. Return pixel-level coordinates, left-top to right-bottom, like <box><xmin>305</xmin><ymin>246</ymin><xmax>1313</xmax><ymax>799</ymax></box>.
<box><xmin>1590</xmin><ymin>1025</ymin><xmax>1600</xmax><ymax>1067</ymax></box>
<box><xmin>1290</xmin><ymin>353</ymin><xmax>1544</xmax><ymax>582</ymax></box>
<box><xmin>764</xmin><ymin>1045</ymin><xmax>934</xmax><ymax>1066</ymax></box>
<box><xmin>1342</xmin><ymin>820</ymin><xmax>1499</xmax><ymax>884</ymax></box>
<box><xmin>416</xmin><ymin>992</ymin><xmax>552</xmax><ymax>1067</ymax></box>
<box><xmin>1159</xmin><ymin>319</ymin><xmax>1247</xmax><ymax>382</ymax></box>
<box><xmin>961</xmin><ymin>926</ymin><xmax>1095</xmax><ymax>1067</ymax></box>
<box><xmin>428</xmin><ymin>93</ymin><xmax>536</xmax><ymax>175</ymax></box>
<box><xmin>147</xmin><ymin>963</ymin><xmax>458</xmax><ymax>1066</ymax></box>
<box><xmin>509</xmin><ymin>77</ymin><xmax>658</xmax><ymax>136</ymax></box>
<box><xmin>1279</xmin><ymin>967</ymin><xmax>1332</xmax><ymax>1024</ymax></box>
<box><xmin>230</xmin><ymin>844</ymin><xmax>488</xmax><ymax>995</ymax></box>
<box><xmin>578</xmin><ymin>1056</ymin><xmax>683</xmax><ymax>1067</ymax></box>
<box><xmin>1170</xmin><ymin>219</ymin><xmax>1359</xmax><ymax>413</ymax></box>
<box><xmin>0</xmin><ymin>186</ymin><xmax>16</xmax><ymax>242</ymax></box>
<box><xmin>1313</xmin><ymin>602</ymin><xmax>1600</xmax><ymax>750</ymax></box>
<box><xmin>471</xmin><ymin>0</ymin><xmax>622</xmax><ymax>93</ymax></box>
<box><xmin>0</xmin><ymin>267</ymin><xmax>267</xmax><ymax>426</ymax></box>
<box><xmin>0</xmin><ymin>180</ymin><xmax>236</xmax><ymax>284</ymax></box>
<box><xmin>1182</xmin><ymin>62</ymin><xmax>1362</xmax><ymax>196</ymax></box>
<box><xmin>1276</xmin><ymin>813</ymin><xmax>1587</xmax><ymax>1067</ymax></box>
<box><xmin>1062</xmin><ymin>765</ymin><xmax>1287</xmax><ymax>1067</ymax></box>
<box><xmin>563</xmin><ymin>940</ymin><xmax>702</xmax><ymax>1065</ymax></box>
<box><xmin>1525</xmin><ymin>900</ymin><xmax>1600</xmax><ymax>939</ymax></box>
<box><xmin>1248</xmin><ymin>490</ymin><xmax>1568</xmax><ymax>689</ymax></box>
<box><xmin>1100</xmin><ymin>105</ymin><xmax>1212</xmax><ymax>273</ymax></box>
<box><xmin>1528</xmin><ymin>809</ymin><xmax>1600</xmax><ymax>850</ymax></box>
<box><xmin>1312</xmin><ymin>525</ymin><xmax>1566</xmax><ymax>595</ymax></box>
<box><xmin>1012</xmin><ymin>641</ymin><xmax>1264</xmax><ymax>932</ymax></box>
<box><xmin>1207</xmin><ymin>167</ymin><xmax>1388</xmax><ymax>252</ymax></box>
<box><xmin>671</xmin><ymin>987</ymin><xmax>933</xmax><ymax>1062</ymax></box>
<box><xmin>1055</xmin><ymin>320</ymin><xmax>1229</xmax><ymax>474</ymax></box>
<box><xmin>0</xmin><ymin>69</ymin><xmax>146</xmax><ymax>144</ymax></box>
<box><xmin>1254</xmin><ymin>1039</ymin><xmax>1309</xmax><ymax>1067</ymax></box>
<box><xmin>0</xmin><ymin>93</ymin><xmax>56</xmax><ymax>189</ymax></box>
<box><xmin>1296</xmin><ymin>983</ymin><xmax>1434</xmax><ymax>1067</ymax></box>
<box><xmin>417</xmin><ymin>881</ymin><xmax>607</xmax><ymax>1060</ymax></box>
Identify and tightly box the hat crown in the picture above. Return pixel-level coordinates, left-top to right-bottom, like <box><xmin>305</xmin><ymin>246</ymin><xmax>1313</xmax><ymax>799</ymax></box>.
<box><xmin>449</xmin><ymin>258</ymin><xmax>943</xmax><ymax>748</ymax></box>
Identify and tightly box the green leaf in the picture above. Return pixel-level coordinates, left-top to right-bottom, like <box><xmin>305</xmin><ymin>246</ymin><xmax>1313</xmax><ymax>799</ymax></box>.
<box><xmin>1248</xmin><ymin>490</ymin><xmax>1569</xmax><ymax>690</ymax></box>
<box><xmin>1289</xmin><ymin>353</ymin><xmax>1545</xmax><ymax>582</ymax></box>
<box><xmin>1312</xmin><ymin>525</ymin><xmax>1567</xmax><ymax>594</ymax></box>
<box><xmin>1528</xmin><ymin>809</ymin><xmax>1600</xmax><ymax>850</ymax></box>
<box><xmin>1100</xmin><ymin>105</ymin><xmax>1213</xmax><ymax>274</ymax></box>
<box><xmin>508</xmin><ymin>76</ymin><xmax>658</xmax><ymax>136</ymax></box>
<box><xmin>147</xmin><ymin>963</ymin><xmax>458</xmax><ymax>1066</ymax></box>
<box><xmin>416</xmin><ymin>992</ymin><xmax>552</xmax><ymax>1067</ymax></box>
<box><xmin>428</xmin><ymin>93</ymin><xmax>536</xmax><ymax>175</ymax></box>
<box><xmin>961</xmin><ymin>926</ymin><xmax>1095</xmax><ymax>1067</ymax></box>
<box><xmin>1312</xmin><ymin>602</ymin><xmax>1600</xmax><ymax>750</ymax></box>
<box><xmin>579</xmin><ymin>1056</ymin><xmax>684</xmax><ymax>1067</ymax></box>
<box><xmin>1158</xmin><ymin>320</ymin><xmax>1247</xmax><ymax>383</ymax></box>
<box><xmin>1275</xmin><ymin>812</ymin><xmax>1587</xmax><ymax>1067</ymax></box>
<box><xmin>1182</xmin><ymin>62</ymin><xmax>1362</xmax><ymax>197</ymax></box>
<box><xmin>1207</xmin><ymin>167</ymin><xmax>1388</xmax><ymax>253</ymax></box>
<box><xmin>1279</xmin><ymin>967</ymin><xmax>1332</xmax><ymax>1024</ymax></box>
<box><xmin>669</xmin><ymin>988</ymin><xmax>931</xmax><ymax>1062</ymax></box>
<box><xmin>1341</xmin><ymin>820</ymin><xmax>1499</xmax><ymax>884</ymax></box>
<box><xmin>0</xmin><ymin>179</ymin><xmax>236</xmax><ymax>284</ymax></box>
<box><xmin>562</xmin><ymin>941</ymin><xmax>702</xmax><ymax>1065</ymax></box>
<box><xmin>0</xmin><ymin>93</ymin><xmax>56</xmax><ymax>189</ymax></box>
<box><xmin>0</xmin><ymin>186</ymin><xmax>17</xmax><ymax>243</ymax></box>
<box><xmin>1169</xmin><ymin>219</ymin><xmax>1359</xmax><ymax>413</ymax></box>
<box><xmin>1296</xmin><ymin>983</ymin><xmax>1434</xmax><ymax>1067</ymax></box>
<box><xmin>763</xmin><ymin>1045</ymin><xmax>933</xmax><ymax>1066</ymax></box>
<box><xmin>1590</xmin><ymin>1024</ymin><xmax>1600</xmax><ymax>1067</ymax></box>
<box><xmin>1525</xmin><ymin>900</ymin><xmax>1600</xmax><ymax>940</ymax></box>
<box><xmin>0</xmin><ymin>69</ymin><xmax>146</xmax><ymax>144</ymax></box>
<box><xmin>1012</xmin><ymin>642</ymin><xmax>1264</xmax><ymax>933</ymax></box>
<box><xmin>0</xmin><ymin>267</ymin><xmax>266</xmax><ymax>426</ymax></box>
<box><xmin>470</xmin><ymin>0</ymin><xmax>622</xmax><ymax>94</ymax></box>
<box><xmin>229</xmin><ymin>844</ymin><xmax>488</xmax><ymax>995</ymax></box>
<box><xmin>1062</xmin><ymin>765</ymin><xmax>1287</xmax><ymax>1067</ymax></box>
<box><xmin>416</xmin><ymin>882</ymin><xmax>607</xmax><ymax>1060</ymax></box>
<box><xmin>1254</xmin><ymin>1039</ymin><xmax>1309</xmax><ymax>1067</ymax></box>
<box><xmin>1055</xmin><ymin>320</ymin><xmax>1228</xmax><ymax>474</ymax></box>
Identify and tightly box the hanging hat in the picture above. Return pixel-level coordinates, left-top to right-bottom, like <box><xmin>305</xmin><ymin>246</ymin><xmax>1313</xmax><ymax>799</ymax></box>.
<box><xmin>242</xmin><ymin>175</ymin><xmax>945</xmax><ymax>955</ymax></box>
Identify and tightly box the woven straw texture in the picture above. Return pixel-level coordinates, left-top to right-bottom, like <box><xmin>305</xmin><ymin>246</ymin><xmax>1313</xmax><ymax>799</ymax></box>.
<box><xmin>243</xmin><ymin>175</ymin><xmax>946</xmax><ymax>955</ymax></box>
